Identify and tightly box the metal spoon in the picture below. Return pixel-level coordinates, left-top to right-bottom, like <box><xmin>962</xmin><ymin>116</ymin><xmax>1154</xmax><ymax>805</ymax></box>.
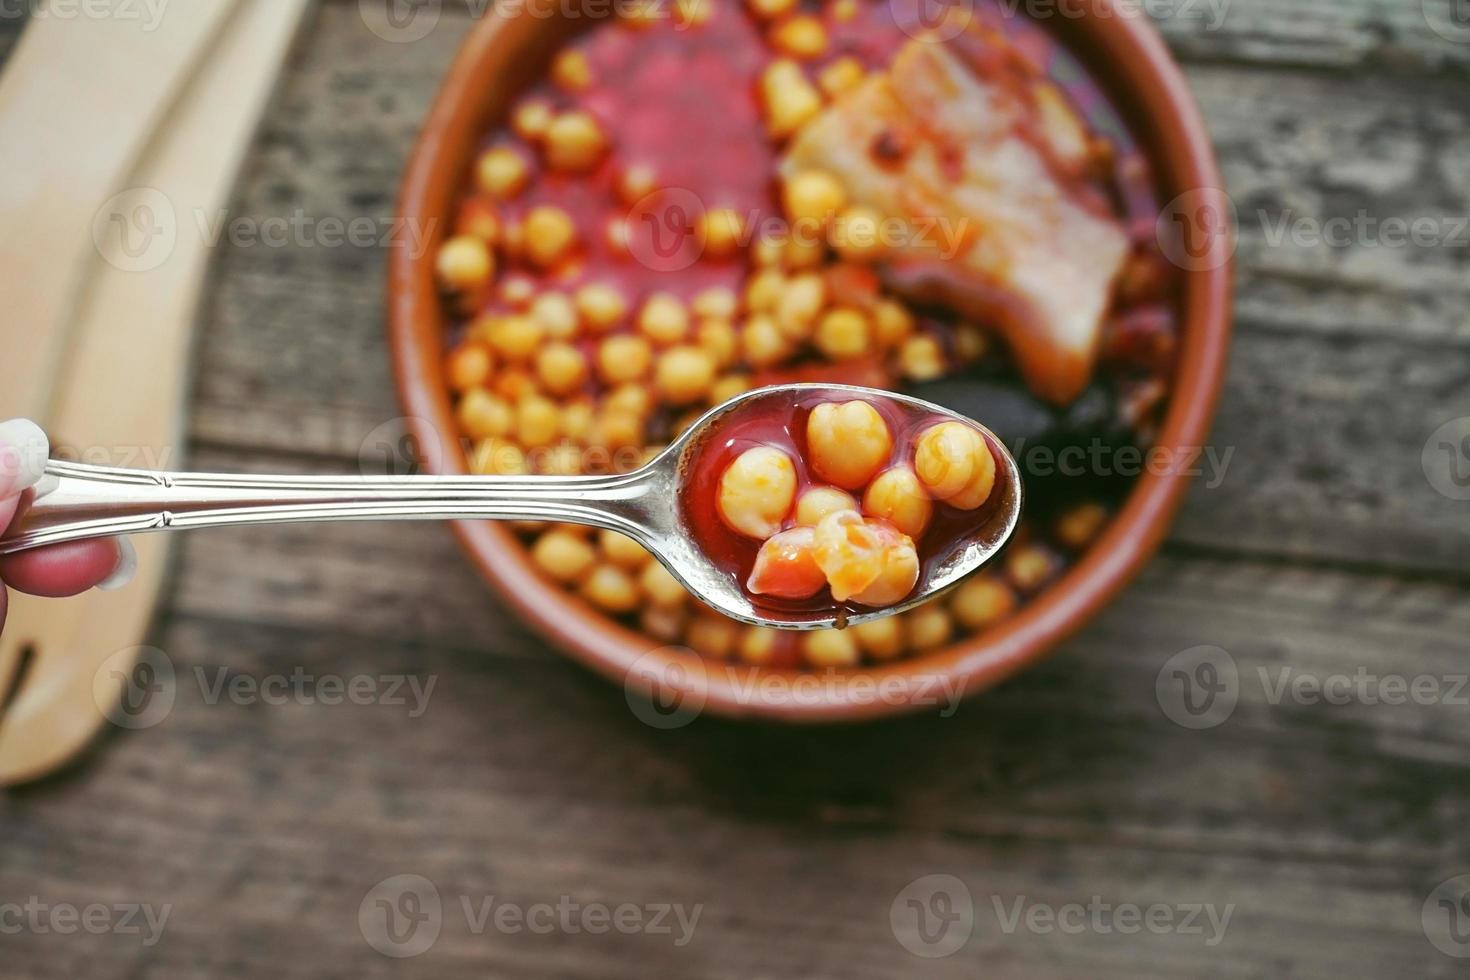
<box><xmin>0</xmin><ymin>384</ymin><xmax>1021</xmax><ymax>630</ymax></box>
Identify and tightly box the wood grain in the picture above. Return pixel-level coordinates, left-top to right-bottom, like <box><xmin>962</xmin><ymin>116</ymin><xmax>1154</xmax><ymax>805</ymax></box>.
<box><xmin>2</xmin><ymin>2</ymin><xmax>1467</xmax><ymax>977</ymax></box>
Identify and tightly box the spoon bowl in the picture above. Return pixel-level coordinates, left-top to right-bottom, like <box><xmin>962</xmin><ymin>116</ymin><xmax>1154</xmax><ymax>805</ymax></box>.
<box><xmin>650</xmin><ymin>384</ymin><xmax>1022</xmax><ymax>629</ymax></box>
<box><xmin>0</xmin><ymin>385</ymin><xmax>1020</xmax><ymax>629</ymax></box>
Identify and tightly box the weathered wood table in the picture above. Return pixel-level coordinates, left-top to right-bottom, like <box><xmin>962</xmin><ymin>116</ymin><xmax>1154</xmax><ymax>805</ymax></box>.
<box><xmin>3</xmin><ymin>1</ymin><xmax>1469</xmax><ymax>976</ymax></box>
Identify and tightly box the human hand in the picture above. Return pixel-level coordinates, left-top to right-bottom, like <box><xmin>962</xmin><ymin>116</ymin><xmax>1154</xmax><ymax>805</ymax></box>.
<box><xmin>0</xmin><ymin>420</ymin><xmax>134</xmax><ymax>630</ymax></box>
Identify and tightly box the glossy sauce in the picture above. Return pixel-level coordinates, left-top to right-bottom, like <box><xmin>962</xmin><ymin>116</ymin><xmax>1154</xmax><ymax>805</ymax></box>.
<box><xmin>681</xmin><ymin>393</ymin><xmax>1004</xmax><ymax>618</ymax></box>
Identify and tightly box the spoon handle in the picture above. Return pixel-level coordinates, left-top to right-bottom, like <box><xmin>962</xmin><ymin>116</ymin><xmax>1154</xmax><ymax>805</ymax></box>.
<box><xmin>0</xmin><ymin>459</ymin><xmax>659</xmax><ymax>555</ymax></box>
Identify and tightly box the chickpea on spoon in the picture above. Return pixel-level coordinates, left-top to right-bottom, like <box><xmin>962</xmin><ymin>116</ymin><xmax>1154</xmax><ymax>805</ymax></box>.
<box><xmin>0</xmin><ymin>385</ymin><xmax>1020</xmax><ymax>630</ymax></box>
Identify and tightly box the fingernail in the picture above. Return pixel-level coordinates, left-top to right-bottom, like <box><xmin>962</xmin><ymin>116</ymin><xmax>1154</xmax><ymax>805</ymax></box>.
<box><xmin>96</xmin><ymin>538</ymin><xmax>138</xmax><ymax>592</ymax></box>
<box><xmin>0</xmin><ymin>419</ymin><xmax>49</xmax><ymax>496</ymax></box>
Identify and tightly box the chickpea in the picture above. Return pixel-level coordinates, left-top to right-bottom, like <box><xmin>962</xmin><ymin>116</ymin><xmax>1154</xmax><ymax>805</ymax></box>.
<box><xmin>761</xmin><ymin>60</ymin><xmax>823</xmax><ymax>140</ymax></box>
<box><xmin>718</xmin><ymin>446</ymin><xmax>797</xmax><ymax>539</ymax></box>
<box><xmin>738</xmin><ymin>627</ymin><xmax>781</xmax><ymax>665</ymax></box>
<box><xmin>815</xmin><ymin>306</ymin><xmax>871</xmax><ymax>360</ymax></box>
<box><xmin>475</xmin><ymin>146</ymin><xmax>529</xmax><ymax>199</ymax></box>
<box><xmin>914</xmin><ymin>421</ymin><xmax>990</xmax><ymax>503</ymax></box>
<box><xmin>522</xmin><ymin>205</ymin><xmax>578</xmax><ymax>269</ymax></box>
<box><xmin>638</xmin><ymin>293</ymin><xmax>690</xmax><ymax>344</ymax></box>
<box><xmin>746</xmin><ymin>0</ymin><xmax>795</xmax><ymax>19</ymax></box>
<box><xmin>458</xmin><ymin>200</ymin><xmax>501</xmax><ymax>244</ymax></box>
<box><xmin>551</xmin><ymin>49</ymin><xmax>592</xmax><ymax>91</ymax></box>
<box><xmin>783</xmin><ymin>235</ymin><xmax>827</xmax><ymax>271</ymax></box>
<box><xmin>818</xmin><ymin>56</ymin><xmax>865</xmax><ymax>98</ymax></box>
<box><xmin>457</xmin><ymin>388</ymin><xmax>514</xmax><ymax>440</ymax></box>
<box><xmin>829</xmin><ymin>205</ymin><xmax>886</xmax><ymax>262</ymax></box>
<box><xmin>802</xmin><ymin>629</ymin><xmax>859</xmax><ymax>668</ymax></box>
<box><xmin>1056</xmin><ymin>502</ymin><xmax>1108</xmax><ymax>550</ymax></box>
<box><xmin>446</xmin><ymin>342</ymin><xmax>493</xmax><ymax>392</ymax></box>
<box><xmin>699</xmin><ymin>207</ymin><xmax>745</xmax><ymax>259</ymax></box>
<box><xmin>809</xmin><ymin>510</ymin><xmax>887</xmax><ymax>601</ymax></box>
<box><xmin>616</xmin><ymin>163</ymin><xmax>658</xmax><ymax>205</ymax></box>
<box><xmin>605</xmin><ymin>382</ymin><xmax>654</xmax><ymax>418</ymax></box>
<box><xmin>776</xmin><ymin>272</ymin><xmax>827</xmax><ymax>339</ymax></box>
<box><xmin>467</xmin><ymin>439</ymin><xmax>516</xmax><ymax>475</ymax></box>
<box><xmin>598</xmin><ymin>529</ymin><xmax>649</xmax><ymax>570</ymax></box>
<box><xmin>535</xmin><ymin>342</ymin><xmax>589</xmax><ymax>396</ymax></box>
<box><xmin>512</xmin><ymin>100</ymin><xmax>554</xmax><ymax>141</ymax></box>
<box><xmin>851</xmin><ymin>537</ymin><xmax>919</xmax><ymax>607</ymax></box>
<box><xmin>906</xmin><ymin>603</ymin><xmax>953</xmax><ymax>650</ymax></box>
<box><xmin>492</xmin><ymin>367</ymin><xmax>538</xmax><ymax>402</ymax></box>
<box><xmin>580</xmin><ymin>563</ymin><xmax>642</xmax><ymax>613</ymax></box>
<box><xmin>498</xmin><ymin>274</ymin><xmax>538</xmax><ymax>309</ymax></box>
<box><xmin>500</xmin><ymin>219</ymin><xmax>526</xmax><ymax>261</ymax></box>
<box><xmin>532</xmin><ymin>529</ymin><xmax>597</xmax><ymax>583</ymax></box>
<box><xmin>688</xmin><ymin>615</ymin><xmax>739</xmax><ymax>659</ymax></box>
<box><xmin>1006</xmin><ymin>544</ymin><xmax>1057</xmax><ymax>593</ymax></box>
<box><xmin>696</xmin><ymin>318</ymin><xmax>738</xmax><ymax>368</ymax></box>
<box><xmin>591</xmin><ymin>409</ymin><xmax>644</xmax><ymax>450</ymax></box>
<box><xmin>655</xmin><ymin>345</ymin><xmax>717</xmax><ymax>405</ymax></box>
<box><xmin>863</xmin><ymin>466</ymin><xmax>933</xmax><ymax>539</ymax></box>
<box><xmin>640</xmin><ymin>561</ymin><xmax>688</xmax><ymax>608</ymax></box>
<box><xmin>806</xmin><ymin>400</ymin><xmax>892</xmax><ymax>489</ymax></box>
<box><xmin>561</xmin><ymin>400</ymin><xmax>594</xmax><ymax>443</ymax></box>
<box><xmin>710</xmin><ymin>373</ymin><xmax>752</xmax><ymax>404</ymax></box>
<box><xmin>517</xmin><ymin>394</ymin><xmax>561</xmax><ymax>448</ymax></box>
<box><xmin>943</xmin><ymin>441</ymin><xmax>997</xmax><ymax>512</ymax></box>
<box><xmin>950</xmin><ymin>576</ymin><xmax>1017</xmax><ymax>630</ymax></box>
<box><xmin>487</xmin><ymin>314</ymin><xmax>545</xmax><ymax>362</ymax></box>
<box><xmin>596</xmin><ymin>334</ymin><xmax>653</xmax><ymax>383</ymax></box>
<box><xmin>770</xmin><ymin>14</ymin><xmax>827</xmax><ymax>58</ymax></box>
<box><xmin>575</xmin><ymin>282</ymin><xmax>627</xmax><ymax>333</ymax></box>
<box><xmin>541</xmin><ymin>444</ymin><xmax>585</xmax><ymax>476</ymax></box>
<box><xmin>852</xmin><ymin>617</ymin><xmax>905</xmax><ymax>661</ymax></box>
<box><xmin>745</xmin><ymin>268</ymin><xmax>786</xmax><ymax>313</ymax></box>
<box><xmin>746</xmin><ymin>526</ymin><xmax>826</xmax><ymax>599</ymax></box>
<box><xmin>692</xmin><ymin>286</ymin><xmax>738</xmax><ymax>320</ymax></box>
<box><xmin>531</xmin><ymin>291</ymin><xmax>580</xmax><ymax>339</ymax></box>
<box><xmin>783</xmin><ymin>170</ymin><xmax>846</xmax><ymax>228</ymax></box>
<box><xmin>642</xmin><ymin>606</ymin><xmax>688</xmax><ymax>643</ymax></box>
<box><xmin>436</xmin><ymin>235</ymin><xmax>493</xmax><ymax>291</ymax></box>
<box><xmin>751</xmin><ymin>235</ymin><xmax>785</xmax><ymax>267</ymax></box>
<box><xmin>955</xmin><ymin>323</ymin><xmax>989</xmax><ymax>363</ymax></box>
<box><xmin>872</xmin><ymin>298</ymin><xmax>915</xmax><ymax>348</ymax></box>
<box><xmin>741</xmin><ymin>314</ymin><xmax>791</xmax><ymax>368</ymax></box>
<box><xmin>794</xmin><ymin>486</ymin><xmax>858</xmax><ymax>527</ymax></box>
<box><xmin>899</xmin><ymin>334</ymin><xmax>946</xmax><ymax>381</ymax></box>
<box><xmin>544</xmin><ymin>110</ymin><xmax>607</xmax><ymax>173</ymax></box>
<box><xmin>604</xmin><ymin>215</ymin><xmax>633</xmax><ymax>255</ymax></box>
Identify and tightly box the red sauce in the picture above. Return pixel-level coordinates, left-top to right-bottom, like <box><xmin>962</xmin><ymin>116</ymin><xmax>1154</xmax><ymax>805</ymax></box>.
<box><xmin>680</xmin><ymin>392</ymin><xmax>1005</xmax><ymax>617</ymax></box>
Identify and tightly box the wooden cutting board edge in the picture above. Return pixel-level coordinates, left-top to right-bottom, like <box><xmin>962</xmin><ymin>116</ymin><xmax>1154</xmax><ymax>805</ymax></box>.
<box><xmin>0</xmin><ymin>0</ymin><xmax>317</xmax><ymax>786</ymax></box>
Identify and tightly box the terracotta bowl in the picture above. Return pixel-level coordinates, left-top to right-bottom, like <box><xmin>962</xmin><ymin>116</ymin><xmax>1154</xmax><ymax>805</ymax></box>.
<box><xmin>388</xmin><ymin>1</ymin><xmax>1232</xmax><ymax>722</ymax></box>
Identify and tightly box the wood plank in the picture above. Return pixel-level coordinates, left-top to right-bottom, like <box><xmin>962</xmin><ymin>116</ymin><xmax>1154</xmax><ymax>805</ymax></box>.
<box><xmin>339</xmin><ymin>0</ymin><xmax>1470</xmax><ymax>73</ymax></box>
<box><xmin>3</xmin><ymin>564</ymin><xmax>1467</xmax><ymax>977</ymax></box>
<box><xmin>1152</xmin><ymin>0</ymin><xmax>1470</xmax><ymax>74</ymax></box>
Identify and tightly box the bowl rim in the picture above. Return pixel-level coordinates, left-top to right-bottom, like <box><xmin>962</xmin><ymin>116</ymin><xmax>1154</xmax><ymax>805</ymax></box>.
<box><xmin>388</xmin><ymin>0</ymin><xmax>1233</xmax><ymax>722</ymax></box>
